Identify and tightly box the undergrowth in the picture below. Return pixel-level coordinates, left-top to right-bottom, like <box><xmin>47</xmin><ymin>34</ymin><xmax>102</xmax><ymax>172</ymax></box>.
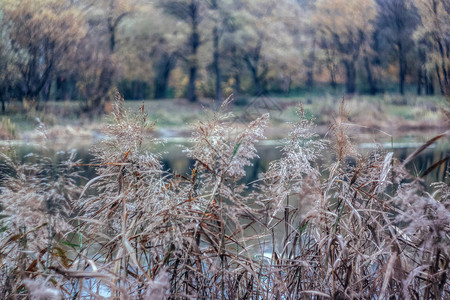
<box><xmin>0</xmin><ymin>118</ymin><xmax>17</xmax><ymax>139</ymax></box>
<box><xmin>0</xmin><ymin>93</ymin><xmax>449</xmax><ymax>299</ymax></box>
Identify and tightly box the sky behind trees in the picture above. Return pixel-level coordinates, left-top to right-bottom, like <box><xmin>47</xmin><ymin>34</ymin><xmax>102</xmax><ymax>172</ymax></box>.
<box><xmin>0</xmin><ymin>0</ymin><xmax>449</xmax><ymax>109</ymax></box>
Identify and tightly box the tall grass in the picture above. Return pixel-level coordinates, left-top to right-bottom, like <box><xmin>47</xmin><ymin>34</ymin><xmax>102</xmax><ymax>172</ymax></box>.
<box><xmin>0</xmin><ymin>93</ymin><xmax>449</xmax><ymax>299</ymax></box>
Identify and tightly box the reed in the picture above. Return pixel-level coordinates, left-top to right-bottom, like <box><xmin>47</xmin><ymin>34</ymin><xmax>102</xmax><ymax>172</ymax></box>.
<box><xmin>0</xmin><ymin>93</ymin><xmax>448</xmax><ymax>299</ymax></box>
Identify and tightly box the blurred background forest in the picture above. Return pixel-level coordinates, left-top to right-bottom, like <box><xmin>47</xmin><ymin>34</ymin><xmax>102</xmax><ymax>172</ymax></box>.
<box><xmin>0</xmin><ymin>0</ymin><xmax>449</xmax><ymax>114</ymax></box>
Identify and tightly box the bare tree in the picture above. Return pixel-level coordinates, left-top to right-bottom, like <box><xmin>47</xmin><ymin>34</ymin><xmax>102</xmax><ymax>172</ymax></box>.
<box><xmin>375</xmin><ymin>0</ymin><xmax>419</xmax><ymax>95</ymax></box>
<box><xmin>161</xmin><ymin>0</ymin><xmax>206</xmax><ymax>102</ymax></box>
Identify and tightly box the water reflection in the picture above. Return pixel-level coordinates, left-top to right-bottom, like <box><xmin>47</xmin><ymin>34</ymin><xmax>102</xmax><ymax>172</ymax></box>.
<box><xmin>157</xmin><ymin>140</ymin><xmax>449</xmax><ymax>185</ymax></box>
<box><xmin>1</xmin><ymin>136</ymin><xmax>448</xmax><ymax>187</ymax></box>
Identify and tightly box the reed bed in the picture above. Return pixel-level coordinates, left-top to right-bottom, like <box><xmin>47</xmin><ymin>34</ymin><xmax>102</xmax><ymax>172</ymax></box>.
<box><xmin>0</xmin><ymin>94</ymin><xmax>449</xmax><ymax>299</ymax></box>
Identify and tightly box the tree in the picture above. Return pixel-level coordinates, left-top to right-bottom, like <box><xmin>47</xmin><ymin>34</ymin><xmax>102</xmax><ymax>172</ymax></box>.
<box><xmin>148</xmin><ymin>5</ymin><xmax>183</xmax><ymax>99</ymax></box>
<box><xmin>77</xmin><ymin>0</ymin><xmax>134</xmax><ymax>109</ymax></box>
<box><xmin>151</xmin><ymin>38</ymin><xmax>178</xmax><ymax>99</ymax></box>
<box><xmin>375</xmin><ymin>0</ymin><xmax>419</xmax><ymax>95</ymax></box>
<box><xmin>225</xmin><ymin>0</ymin><xmax>300</xmax><ymax>95</ymax></box>
<box><xmin>293</xmin><ymin>0</ymin><xmax>317</xmax><ymax>90</ymax></box>
<box><xmin>0</xmin><ymin>9</ymin><xmax>20</xmax><ymax>112</ymax></box>
<box><xmin>160</xmin><ymin>0</ymin><xmax>207</xmax><ymax>102</ymax></box>
<box><xmin>98</xmin><ymin>0</ymin><xmax>135</xmax><ymax>53</ymax></box>
<box><xmin>416</xmin><ymin>42</ymin><xmax>432</xmax><ymax>95</ymax></box>
<box><xmin>312</xmin><ymin>0</ymin><xmax>376</xmax><ymax>94</ymax></box>
<box><xmin>414</xmin><ymin>0</ymin><xmax>450</xmax><ymax>95</ymax></box>
<box><xmin>1</xmin><ymin>0</ymin><xmax>85</xmax><ymax>104</ymax></box>
<box><xmin>208</xmin><ymin>0</ymin><xmax>223</xmax><ymax>101</ymax></box>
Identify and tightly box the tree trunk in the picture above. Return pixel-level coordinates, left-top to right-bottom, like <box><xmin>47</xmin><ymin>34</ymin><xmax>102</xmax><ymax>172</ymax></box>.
<box><xmin>399</xmin><ymin>54</ymin><xmax>406</xmax><ymax>95</ymax></box>
<box><xmin>442</xmin><ymin>63</ymin><xmax>449</xmax><ymax>95</ymax></box>
<box><xmin>56</xmin><ymin>76</ymin><xmax>64</xmax><ymax>100</ymax></box>
<box><xmin>110</xmin><ymin>28</ymin><xmax>116</xmax><ymax>53</ymax></box>
<box><xmin>154</xmin><ymin>74</ymin><xmax>169</xmax><ymax>99</ymax></box>
<box><xmin>284</xmin><ymin>75</ymin><xmax>291</xmax><ymax>95</ymax></box>
<box><xmin>213</xmin><ymin>26</ymin><xmax>222</xmax><ymax>101</ymax></box>
<box><xmin>436</xmin><ymin>64</ymin><xmax>445</xmax><ymax>95</ymax></box>
<box><xmin>425</xmin><ymin>72</ymin><xmax>434</xmax><ymax>95</ymax></box>
<box><xmin>1</xmin><ymin>87</ymin><xmax>5</xmax><ymax>113</ymax></box>
<box><xmin>243</xmin><ymin>39</ymin><xmax>265</xmax><ymax>95</ymax></box>
<box><xmin>67</xmin><ymin>76</ymin><xmax>76</xmax><ymax>100</ymax></box>
<box><xmin>244</xmin><ymin>54</ymin><xmax>262</xmax><ymax>95</ymax></box>
<box><xmin>187</xmin><ymin>4</ymin><xmax>199</xmax><ymax>103</ymax></box>
<box><xmin>305</xmin><ymin>39</ymin><xmax>316</xmax><ymax>88</ymax></box>
<box><xmin>187</xmin><ymin>65</ymin><xmax>197</xmax><ymax>102</ymax></box>
<box><xmin>42</xmin><ymin>78</ymin><xmax>52</xmax><ymax>101</ymax></box>
<box><xmin>417</xmin><ymin>67</ymin><xmax>422</xmax><ymax>95</ymax></box>
<box><xmin>330</xmin><ymin>68</ymin><xmax>337</xmax><ymax>91</ymax></box>
<box><xmin>344</xmin><ymin>60</ymin><xmax>356</xmax><ymax>94</ymax></box>
<box><xmin>442</xmin><ymin>63</ymin><xmax>448</xmax><ymax>88</ymax></box>
<box><xmin>306</xmin><ymin>67</ymin><xmax>314</xmax><ymax>89</ymax></box>
<box><xmin>325</xmin><ymin>46</ymin><xmax>337</xmax><ymax>91</ymax></box>
<box><xmin>364</xmin><ymin>56</ymin><xmax>376</xmax><ymax>95</ymax></box>
<box><xmin>89</xmin><ymin>63</ymin><xmax>114</xmax><ymax>111</ymax></box>
<box><xmin>425</xmin><ymin>72</ymin><xmax>429</xmax><ymax>95</ymax></box>
<box><xmin>234</xmin><ymin>74</ymin><xmax>240</xmax><ymax>96</ymax></box>
<box><xmin>250</xmin><ymin>64</ymin><xmax>261</xmax><ymax>94</ymax></box>
<box><xmin>22</xmin><ymin>49</ymin><xmax>54</xmax><ymax>101</ymax></box>
<box><xmin>154</xmin><ymin>54</ymin><xmax>176</xmax><ymax>99</ymax></box>
<box><xmin>437</xmin><ymin>39</ymin><xmax>449</xmax><ymax>93</ymax></box>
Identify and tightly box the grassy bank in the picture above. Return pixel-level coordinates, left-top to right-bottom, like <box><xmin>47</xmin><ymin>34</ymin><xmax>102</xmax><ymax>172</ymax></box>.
<box><xmin>0</xmin><ymin>94</ymin><xmax>448</xmax><ymax>141</ymax></box>
<box><xmin>0</xmin><ymin>96</ymin><xmax>449</xmax><ymax>299</ymax></box>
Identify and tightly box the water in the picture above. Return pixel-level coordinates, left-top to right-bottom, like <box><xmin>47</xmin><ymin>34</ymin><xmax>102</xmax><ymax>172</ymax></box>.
<box><xmin>1</xmin><ymin>133</ymin><xmax>448</xmax><ymax>187</ymax></box>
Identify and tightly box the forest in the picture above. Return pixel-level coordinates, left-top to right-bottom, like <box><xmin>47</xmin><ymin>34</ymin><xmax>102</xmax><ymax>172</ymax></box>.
<box><xmin>0</xmin><ymin>0</ymin><xmax>449</xmax><ymax>112</ymax></box>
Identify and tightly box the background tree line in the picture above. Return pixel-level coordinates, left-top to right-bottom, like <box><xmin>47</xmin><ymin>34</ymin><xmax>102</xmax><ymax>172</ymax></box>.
<box><xmin>0</xmin><ymin>0</ymin><xmax>449</xmax><ymax>112</ymax></box>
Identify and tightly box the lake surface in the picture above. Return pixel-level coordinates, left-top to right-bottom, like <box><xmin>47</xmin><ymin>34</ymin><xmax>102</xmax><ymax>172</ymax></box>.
<box><xmin>1</xmin><ymin>131</ymin><xmax>449</xmax><ymax>187</ymax></box>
